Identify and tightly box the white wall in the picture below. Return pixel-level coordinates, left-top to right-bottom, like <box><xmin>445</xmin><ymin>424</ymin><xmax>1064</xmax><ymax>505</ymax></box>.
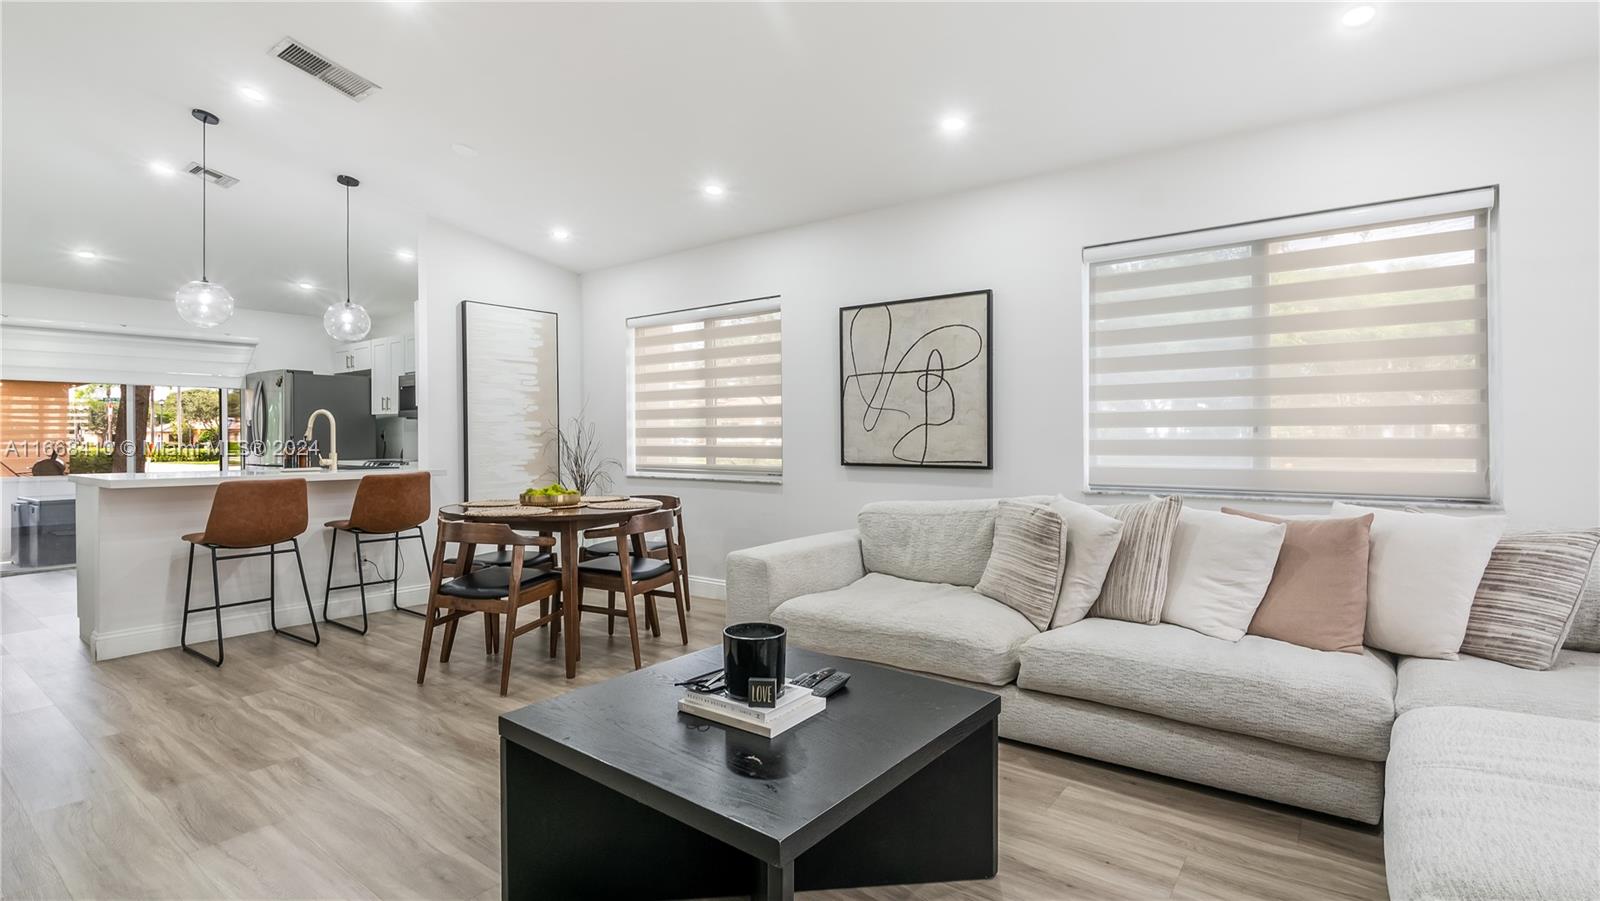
<box><xmin>416</xmin><ymin>219</ymin><xmax>582</xmax><ymax>501</ymax></box>
<box><xmin>0</xmin><ymin>282</ymin><xmax>337</xmax><ymax>373</ymax></box>
<box><xmin>580</xmin><ymin>62</ymin><xmax>1600</xmax><ymax>582</ymax></box>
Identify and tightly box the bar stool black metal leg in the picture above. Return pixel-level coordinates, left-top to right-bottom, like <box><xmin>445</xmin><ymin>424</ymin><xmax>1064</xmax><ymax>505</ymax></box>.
<box><xmin>183</xmin><ymin>547</ymin><xmax>228</xmax><ymax>666</ymax></box>
<box><xmin>392</xmin><ymin>529</ymin><xmax>425</xmax><ymax>618</ymax></box>
<box><xmin>417</xmin><ymin>527</ymin><xmax>432</xmax><ymax>576</ymax></box>
<box><xmin>322</xmin><ymin>528</ymin><xmax>339</xmax><ymax>624</ymax></box>
<box><xmin>271</xmin><ymin>539</ymin><xmax>320</xmax><ymax>646</ymax></box>
<box><xmin>323</xmin><ymin>528</ymin><xmax>371</xmax><ymax>635</ymax></box>
<box><xmin>179</xmin><ymin>542</ymin><xmax>224</xmax><ymax>667</ymax></box>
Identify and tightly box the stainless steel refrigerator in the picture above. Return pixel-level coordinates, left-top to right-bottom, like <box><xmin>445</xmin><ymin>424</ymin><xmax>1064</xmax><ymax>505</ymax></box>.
<box><xmin>241</xmin><ymin>370</ymin><xmax>375</xmax><ymax>467</ymax></box>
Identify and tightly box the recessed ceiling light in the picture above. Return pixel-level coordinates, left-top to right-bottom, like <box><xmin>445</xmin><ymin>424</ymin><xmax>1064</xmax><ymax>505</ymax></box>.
<box><xmin>296</xmin><ymin>281</ymin><xmax>316</xmax><ymax>291</ymax></box>
<box><xmin>1341</xmin><ymin>5</ymin><xmax>1377</xmax><ymax>27</ymax></box>
<box><xmin>701</xmin><ymin>181</ymin><xmax>727</xmax><ymax>199</ymax></box>
<box><xmin>938</xmin><ymin>114</ymin><xmax>970</xmax><ymax>136</ymax></box>
<box><xmin>451</xmin><ymin>143</ymin><xmax>479</xmax><ymax>158</ymax></box>
<box><xmin>73</xmin><ymin>249</ymin><xmax>98</xmax><ymax>260</ymax></box>
<box><xmin>237</xmin><ymin>85</ymin><xmax>268</xmax><ymax>104</ymax></box>
<box><xmin>148</xmin><ymin>161</ymin><xmax>176</xmax><ymax>177</ymax></box>
<box><xmin>550</xmin><ymin>227</ymin><xmax>571</xmax><ymax>242</ymax></box>
<box><xmin>395</xmin><ymin>248</ymin><xmax>415</xmax><ymax>262</ymax></box>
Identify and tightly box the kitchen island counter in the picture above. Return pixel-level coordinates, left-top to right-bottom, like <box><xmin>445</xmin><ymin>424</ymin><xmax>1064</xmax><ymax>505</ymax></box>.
<box><xmin>71</xmin><ymin>465</ymin><xmax>431</xmax><ymax>489</ymax></box>
<box><xmin>74</xmin><ymin>467</ymin><xmax>447</xmax><ymax>661</ymax></box>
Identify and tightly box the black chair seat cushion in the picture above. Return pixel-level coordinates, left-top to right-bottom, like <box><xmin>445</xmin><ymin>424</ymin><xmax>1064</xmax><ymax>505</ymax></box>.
<box><xmin>584</xmin><ymin>536</ymin><xmax>668</xmax><ymax>556</ymax></box>
<box><xmin>577</xmin><ymin>555</ymin><xmax>673</xmax><ymax>582</ymax></box>
<box><xmin>438</xmin><ymin>565</ymin><xmax>558</xmax><ymax>600</ymax></box>
<box><xmin>445</xmin><ymin>548</ymin><xmax>553</xmax><ymax>569</ymax></box>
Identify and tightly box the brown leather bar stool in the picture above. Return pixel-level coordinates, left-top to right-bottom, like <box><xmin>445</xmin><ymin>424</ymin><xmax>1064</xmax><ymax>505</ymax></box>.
<box><xmin>322</xmin><ymin>471</ymin><xmax>433</xmax><ymax>634</ymax></box>
<box><xmin>180</xmin><ymin>478</ymin><xmax>318</xmax><ymax>667</ymax></box>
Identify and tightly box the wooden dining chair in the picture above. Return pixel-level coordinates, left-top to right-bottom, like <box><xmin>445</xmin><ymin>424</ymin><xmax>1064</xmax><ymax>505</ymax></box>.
<box><xmin>581</xmin><ymin>495</ymin><xmax>692</xmax><ymax>612</ymax></box>
<box><xmin>575</xmin><ymin>509</ymin><xmax>685</xmax><ymax>670</ymax></box>
<box><xmin>418</xmin><ymin>519</ymin><xmax>563</xmax><ymax>696</ymax></box>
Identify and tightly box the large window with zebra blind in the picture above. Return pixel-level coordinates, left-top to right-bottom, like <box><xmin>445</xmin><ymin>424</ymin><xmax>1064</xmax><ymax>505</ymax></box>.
<box><xmin>1083</xmin><ymin>187</ymin><xmax>1495</xmax><ymax>503</ymax></box>
<box><xmin>627</xmin><ymin>296</ymin><xmax>782</xmax><ymax>481</ymax></box>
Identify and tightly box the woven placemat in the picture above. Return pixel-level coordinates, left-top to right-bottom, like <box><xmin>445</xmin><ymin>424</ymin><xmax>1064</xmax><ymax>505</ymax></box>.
<box><xmin>587</xmin><ymin>498</ymin><xmax>663</xmax><ymax>512</ymax></box>
<box><xmin>461</xmin><ymin>499</ymin><xmax>520</xmax><ymax>508</ymax></box>
<box><xmin>463</xmin><ymin>505</ymin><xmax>585</xmax><ymax>520</ymax></box>
<box><xmin>581</xmin><ymin>495</ymin><xmax>627</xmax><ymax>504</ymax></box>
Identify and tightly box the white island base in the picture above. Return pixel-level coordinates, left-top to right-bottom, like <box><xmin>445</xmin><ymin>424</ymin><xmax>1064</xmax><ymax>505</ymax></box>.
<box><xmin>72</xmin><ymin>469</ymin><xmax>444</xmax><ymax>661</ymax></box>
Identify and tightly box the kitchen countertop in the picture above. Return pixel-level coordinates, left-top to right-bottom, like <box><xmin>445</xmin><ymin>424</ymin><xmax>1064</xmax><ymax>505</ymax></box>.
<box><xmin>70</xmin><ymin>465</ymin><xmax>437</xmax><ymax>489</ymax></box>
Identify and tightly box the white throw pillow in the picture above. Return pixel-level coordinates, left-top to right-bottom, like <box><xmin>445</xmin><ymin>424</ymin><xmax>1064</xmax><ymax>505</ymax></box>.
<box><xmin>1331</xmin><ymin>501</ymin><xmax>1506</xmax><ymax>659</ymax></box>
<box><xmin>1046</xmin><ymin>497</ymin><xmax>1124</xmax><ymax>629</ymax></box>
<box><xmin>1160</xmin><ymin>507</ymin><xmax>1286</xmax><ymax>641</ymax></box>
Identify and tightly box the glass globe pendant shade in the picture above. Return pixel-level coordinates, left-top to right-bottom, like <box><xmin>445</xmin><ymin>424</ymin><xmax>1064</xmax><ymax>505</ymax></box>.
<box><xmin>174</xmin><ymin>279</ymin><xmax>235</xmax><ymax>328</ymax></box>
<box><xmin>324</xmin><ymin>300</ymin><xmax>372</xmax><ymax>342</ymax></box>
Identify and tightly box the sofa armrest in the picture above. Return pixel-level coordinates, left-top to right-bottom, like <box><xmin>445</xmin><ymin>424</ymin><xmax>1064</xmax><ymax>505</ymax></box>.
<box><xmin>725</xmin><ymin>529</ymin><xmax>865</xmax><ymax>625</ymax></box>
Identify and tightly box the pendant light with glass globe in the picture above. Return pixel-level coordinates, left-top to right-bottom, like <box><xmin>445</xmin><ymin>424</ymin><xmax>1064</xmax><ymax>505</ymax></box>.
<box><xmin>173</xmin><ymin>109</ymin><xmax>235</xmax><ymax>328</ymax></box>
<box><xmin>324</xmin><ymin>174</ymin><xmax>373</xmax><ymax>342</ymax></box>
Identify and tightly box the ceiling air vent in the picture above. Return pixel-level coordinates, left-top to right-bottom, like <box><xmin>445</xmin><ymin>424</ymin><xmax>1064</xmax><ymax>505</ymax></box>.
<box><xmin>187</xmin><ymin>163</ymin><xmax>240</xmax><ymax>189</ymax></box>
<box><xmin>270</xmin><ymin>37</ymin><xmax>381</xmax><ymax>102</ymax></box>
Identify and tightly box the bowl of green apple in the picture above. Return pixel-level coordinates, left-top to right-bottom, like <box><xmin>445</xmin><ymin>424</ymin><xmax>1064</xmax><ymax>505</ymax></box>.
<box><xmin>520</xmin><ymin>483</ymin><xmax>582</xmax><ymax>508</ymax></box>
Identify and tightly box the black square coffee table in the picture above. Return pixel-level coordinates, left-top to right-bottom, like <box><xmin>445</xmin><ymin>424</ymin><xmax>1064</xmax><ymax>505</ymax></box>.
<box><xmin>499</xmin><ymin>646</ymin><xmax>1000</xmax><ymax>900</ymax></box>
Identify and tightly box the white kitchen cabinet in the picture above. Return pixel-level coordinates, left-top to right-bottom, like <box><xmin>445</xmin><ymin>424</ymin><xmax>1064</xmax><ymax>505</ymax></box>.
<box><xmin>367</xmin><ymin>335</ymin><xmax>409</xmax><ymax>415</ymax></box>
<box><xmin>331</xmin><ymin>342</ymin><xmax>371</xmax><ymax>374</ymax></box>
<box><xmin>330</xmin><ymin>335</ymin><xmax>409</xmax><ymax>413</ymax></box>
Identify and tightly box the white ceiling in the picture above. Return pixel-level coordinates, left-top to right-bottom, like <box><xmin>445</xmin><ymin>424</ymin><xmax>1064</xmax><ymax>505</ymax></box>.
<box><xmin>3</xmin><ymin>2</ymin><xmax>1596</xmax><ymax>315</ymax></box>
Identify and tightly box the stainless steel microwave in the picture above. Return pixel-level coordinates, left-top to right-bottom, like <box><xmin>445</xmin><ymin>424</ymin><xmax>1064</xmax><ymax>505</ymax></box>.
<box><xmin>397</xmin><ymin>372</ymin><xmax>417</xmax><ymax>419</ymax></box>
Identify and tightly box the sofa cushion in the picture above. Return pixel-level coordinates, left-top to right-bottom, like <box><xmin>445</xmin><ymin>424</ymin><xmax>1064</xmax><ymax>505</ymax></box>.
<box><xmin>857</xmin><ymin>498</ymin><xmax>1000</xmax><ymax>587</ymax></box>
<box><xmin>1017</xmin><ymin>618</ymin><xmax>1396</xmax><ymax>760</ymax></box>
<box><xmin>1396</xmin><ymin>650</ymin><xmax>1600</xmax><ymax>722</ymax></box>
<box><xmin>1385</xmin><ymin>706</ymin><xmax>1600</xmax><ymax>901</ymax></box>
<box><xmin>772</xmin><ymin>572</ymin><xmax>1037</xmax><ymax>686</ymax></box>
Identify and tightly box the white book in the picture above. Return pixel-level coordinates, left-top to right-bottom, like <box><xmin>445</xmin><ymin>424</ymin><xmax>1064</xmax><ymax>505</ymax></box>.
<box><xmin>678</xmin><ymin>693</ymin><xmax>825</xmax><ymax>738</ymax></box>
<box><xmin>681</xmin><ymin>682</ymin><xmax>813</xmax><ymax>723</ymax></box>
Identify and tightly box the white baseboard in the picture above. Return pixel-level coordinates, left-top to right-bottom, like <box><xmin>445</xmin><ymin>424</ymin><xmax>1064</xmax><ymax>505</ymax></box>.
<box><xmin>688</xmin><ymin>575</ymin><xmax>726</xmax><ymax>601</ymax></box>
<box><xmin>91</xmin><ymin>585</ymin><xmax>431</xmax><ymax>662</ymax></box>
<box><xmin>93</xmin><ymin>576</ymin><xmax>727</xmax><ymax>661</ymax></box>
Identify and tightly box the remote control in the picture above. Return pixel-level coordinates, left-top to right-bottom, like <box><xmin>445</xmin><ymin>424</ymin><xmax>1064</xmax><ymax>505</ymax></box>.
<box><xmin>793</xmin><ymin>667</ymin><xmax>834</xmax><ymax>689</ymax></box>
<box><xmin>811</xmin><ymin>671</ymin><xmax>850</xmax><ymax>698</ymax></box>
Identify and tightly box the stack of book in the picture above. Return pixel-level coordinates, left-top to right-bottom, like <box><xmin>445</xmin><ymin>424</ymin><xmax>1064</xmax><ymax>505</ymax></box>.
<box><xmin>678</xmin><ymin>682</ymin><xmax>825</xmax><ymax>737</ymax></box>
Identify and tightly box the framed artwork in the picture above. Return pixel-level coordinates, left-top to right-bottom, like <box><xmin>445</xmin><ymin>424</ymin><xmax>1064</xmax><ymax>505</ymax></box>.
<box><xmin>460</xmin><ymin>301</ymin><xmax>560</xmax><ymax>499</ymax></box>
<box><xmin>839</xmin><ymin>289</ymin><xmax>992</xmax><ymax>468</ymax></box>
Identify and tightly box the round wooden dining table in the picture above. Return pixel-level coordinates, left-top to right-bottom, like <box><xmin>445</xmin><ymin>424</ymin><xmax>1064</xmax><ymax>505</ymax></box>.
<box><xmin>437</xmin><ymin>499</ymin><xmax>662</xmax><ymax>678</ymax></box>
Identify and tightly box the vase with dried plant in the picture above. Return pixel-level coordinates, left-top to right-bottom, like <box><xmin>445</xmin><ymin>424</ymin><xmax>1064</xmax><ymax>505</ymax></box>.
<box><xmin>546</xmin><ymin>413</ymin><xmax>621</xmax><ymax>497</ymax></box>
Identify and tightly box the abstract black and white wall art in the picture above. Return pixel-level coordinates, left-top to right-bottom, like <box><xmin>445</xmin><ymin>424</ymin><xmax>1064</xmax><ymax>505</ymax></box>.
<box><xmin>460</xmin><ymin>301</ymin><xmax>560</xmax><ymax>499</ymax></box>
<box><xmin>839</xmin><ymin>290</ymin><xmax>992</xmax><ymax>468</ymax></box>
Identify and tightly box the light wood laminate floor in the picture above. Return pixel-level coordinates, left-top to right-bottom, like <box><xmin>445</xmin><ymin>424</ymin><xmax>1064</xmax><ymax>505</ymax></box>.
<box><xmin>1</xmin><ymin>570</ymin><xmax>1386</xmax><ymax>899</ymax></box>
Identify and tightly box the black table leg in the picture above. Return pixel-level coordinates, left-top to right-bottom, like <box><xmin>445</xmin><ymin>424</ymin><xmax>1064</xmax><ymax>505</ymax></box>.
<box><xmin>754</xmin><ymin>861</ymin><xmax>793</xmax><ymax>901</ymax></box>
<box><xmin>501</xmin><ymin>714</ymin><xmax>998</xmax><ymax>900</ymax></box>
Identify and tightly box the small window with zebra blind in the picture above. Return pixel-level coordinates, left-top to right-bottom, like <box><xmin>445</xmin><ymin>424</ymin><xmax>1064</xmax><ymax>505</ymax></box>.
<box><xmin>1083</xmin><ymin>187</ymin><xmax>1495</xmax><ymax>503</ymax></box>
<box><xmin>627</xmin><ymin>296</ymin><xmax>782</xmax><ymax>481</ymax></box>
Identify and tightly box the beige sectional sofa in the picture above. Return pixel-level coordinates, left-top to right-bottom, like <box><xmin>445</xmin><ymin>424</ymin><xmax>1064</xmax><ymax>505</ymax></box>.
<box><xmin>725</xmin><ymin>498</ymin><xmax>1600</xmax><ymax>898</ymax></box>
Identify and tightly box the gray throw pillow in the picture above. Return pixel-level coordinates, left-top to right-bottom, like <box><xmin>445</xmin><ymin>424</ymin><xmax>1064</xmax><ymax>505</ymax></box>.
<box><xmin>1463</xmin><ymin>529</ymin><xmax>1600</xmax><ymax>668</ymax></box>
<box><xmin>1088</xmin><ymin>496</ymin><xmax>1183</xmax><ymax>625</ymax></box>
<box><xmin>975</xmin><ymin>500</ymin><xmax>1067</xmax><ymax>630</ymax></box>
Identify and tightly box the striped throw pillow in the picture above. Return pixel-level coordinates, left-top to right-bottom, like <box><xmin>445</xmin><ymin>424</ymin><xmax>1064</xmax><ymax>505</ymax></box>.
<box><xmin>1460</xmin><ymin>529</ymin><xmax>1600</xmax><ymax>670</ymax></box>
<box><xmin>1565</xmin><ymin>552</ymin><xmax>1600</xmax><ymax>652</ymax></box>
<box><xmin>1089</xmin><ymin>495</ymin><xmax>1183</xmax><ymax>624</ymax></box>
<box><xmin>975</xmin><ymin>501</ymin><xmax>1067</xmax><ymax>630</ymax></box>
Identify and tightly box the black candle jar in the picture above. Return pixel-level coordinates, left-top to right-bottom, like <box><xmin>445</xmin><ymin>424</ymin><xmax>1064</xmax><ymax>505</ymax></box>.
<box><xmin>722</xmin><ymin>622</ymin><xmax>787</xmax><ymax>704</ymax></box>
